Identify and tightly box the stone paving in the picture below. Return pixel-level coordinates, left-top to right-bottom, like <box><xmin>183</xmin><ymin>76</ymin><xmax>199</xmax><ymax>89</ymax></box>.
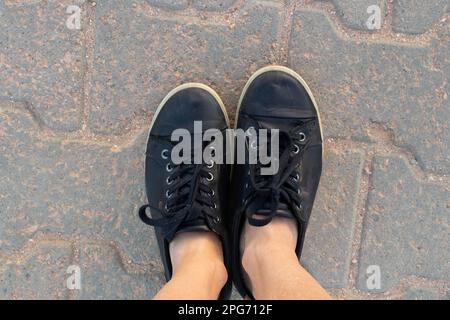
<box><xmin>0</xmin><ymin>0</ymin><xmax>448</xmax><ymax>300</ymax></box>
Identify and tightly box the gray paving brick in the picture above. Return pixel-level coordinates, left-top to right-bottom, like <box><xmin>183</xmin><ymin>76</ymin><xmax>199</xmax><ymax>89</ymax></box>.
<box><xmin>301</xmin><ymin>151</ymin><xmax>363</xmax><ymax>288</ymax></box>
<box><xmin>1</xmin><ymin>0</ymin><xmax>449</xmax><ymax>300</ymax></box>
<box><xmin>357</xmin><ymin>155</ymin><xmax>449</xmax><ymax>292</ymax></box>
<box><xmin>290</xmin><ymin>9</ymin><xmax>450</xmax><ymax>175</ymax></box>
<box><xmin>193</xmin><ymin>0</ymin><xmax>236</xmax><ymax>11</ymax></box>
<box><xmin>89</xmin><ymin>0</ymin><xmax>281</xmax><ymax>134</ymax></box>
<box><xmin>78</xmin><ymin>244</ymin><xmax>164</xmax><ymax>299</ymax></box>
<box><xmin>393</xmin><ymin>0</ymin><xmax>449</xmax><ymax>34</ymax></box>
<box><xmin>0</xmin><ymin>242</ymin><xmax>72</xmax><ymax>299</ymax></box>
<box><xmin>0</xmin><ymin>107</ymin><xmax>159</xmax><ymax>264</ymax></box>
<box><xmin>320</xmin><ymin>0</ymin><xmax>386</xmax><ymax>31</ymax></box>
<box><xmin>0</xmin><ymin>0</ymin><xmax>85</xmax><ymax>131</ymax></box>
<box><xmin>401</xmin><ymin>286</ymin><xmax>442</xmax><ymax>300</ymax></box>
<box><xmin>147</xmin><ymin>0</ymin><xmax>188</xmax><ymax>10</ymax></box>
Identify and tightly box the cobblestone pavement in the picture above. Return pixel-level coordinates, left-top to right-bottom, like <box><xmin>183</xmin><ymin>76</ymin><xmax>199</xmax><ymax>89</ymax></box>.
<box><xmin>0</xmin><ymin>0</ymin><xmax>448</xmax><ymax>300</ymax></box>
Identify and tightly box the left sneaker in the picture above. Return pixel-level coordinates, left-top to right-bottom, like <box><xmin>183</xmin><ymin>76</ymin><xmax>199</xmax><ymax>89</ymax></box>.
<box><xmin>139</xmin><ymin>83</ymin><xmax>232</xmax><ymax>299</ymax></box>
<box><xmin>230</xmin><ymin>66</ymin><xmax>324</xmax><ymax>299</ymax></box>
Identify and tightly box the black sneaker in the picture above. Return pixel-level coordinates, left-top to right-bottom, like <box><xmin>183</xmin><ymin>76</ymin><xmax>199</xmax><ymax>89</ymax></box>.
<box><xmin>230</xmin><ymin>66</ymin><xmax>324</xmax><ymax>299</ymax></box>
<box><xmin>139</xmin><ymin>83</ymin><xmax>232</xmax><ymax>299</ymax></box>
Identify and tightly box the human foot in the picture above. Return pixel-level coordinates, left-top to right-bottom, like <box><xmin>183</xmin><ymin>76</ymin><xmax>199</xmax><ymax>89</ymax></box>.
<box><xmin>240</xmin><ymin>217</ymin><xmax>298</xmax><ymax>295</ymax></box>
<box><xmin>170</xmin><ymin>232</ymin><xmax>228</xmax><ymax>291</ymax></box>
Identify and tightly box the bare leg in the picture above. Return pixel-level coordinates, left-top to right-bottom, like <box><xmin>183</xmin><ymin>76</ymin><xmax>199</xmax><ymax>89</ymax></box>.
<box><xmin>241</xmin><ymin>217</ymin><xmax>332</xmax><ymax>300</ymax></box>
<box><xmin>154</xmin><ymin>232</ymin><xmax>228</xmax><ymax>300</ymax></box>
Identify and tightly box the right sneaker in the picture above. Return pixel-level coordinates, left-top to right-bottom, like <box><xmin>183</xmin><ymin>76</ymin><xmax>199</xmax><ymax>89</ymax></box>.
<box><xmin>230</xmin><ymin>66</ymin><xmax>324</xmax><ymax>299</ymax></box>
<box><xmin>139</xmin><ymin>83</ymin><xmax>232</xmax><ymax>299</ymax></box>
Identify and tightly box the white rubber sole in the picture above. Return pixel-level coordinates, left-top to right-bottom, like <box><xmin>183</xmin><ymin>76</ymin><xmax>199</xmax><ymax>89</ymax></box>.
<box><xmin>235</xmin><ymin>65</ymin><xmax>324</xmax><ymax>145</ymax></box>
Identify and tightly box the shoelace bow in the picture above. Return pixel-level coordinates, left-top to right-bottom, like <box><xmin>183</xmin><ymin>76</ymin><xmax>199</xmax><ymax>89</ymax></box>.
<box><xmin>241</xmin><ymin>120</ymin><xmax>312</xmax><ymax>227</ymax></box>
<box><xmin>139</xmin><ymin>147</ymin><xmax>217</xmax><ymax>241</ymax></box>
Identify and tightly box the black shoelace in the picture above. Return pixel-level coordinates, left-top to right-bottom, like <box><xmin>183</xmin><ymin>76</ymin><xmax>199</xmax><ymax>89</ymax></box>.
<box><xmin>239</xmin><ymin>119</ymin><xmax>313</xmax><ymax>227</ymax></box>
<box><xmin>139</xmin><ymin>147</ymin><xmax>218</xmax><ymax>241</ymax></box>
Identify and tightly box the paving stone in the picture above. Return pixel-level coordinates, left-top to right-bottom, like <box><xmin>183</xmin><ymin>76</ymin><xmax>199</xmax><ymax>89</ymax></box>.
<box><xmin>290</xmin><ymin>9</ymin><xmax>450</xmax><ymax>175</ymax></box>
<box><xmin>0</xmin><ymin>242</ymin><xmax>72</xmax><ymax>299</ymax></box>
<box><xmin>193</xmin><ymin>0</ymin><xmax>236</xmax><ymax>11</ymax></box>
<box><xmin>401</xmin><ymin>286</ymin><xmax>442</xmax><ymax>300</ymax></box>
<box><xmin>319</xmin><ymin>0</ymin><xmax>386</xmax><ymax>31</ymax></box>
<box><xmin>0</xmin><ymin>107</ymin><xmax>159</xmax><ymax>264</ymax></box>
<box><xmin>0</xmin><ymin>0</ymin><xmax>85</xmax><ymax>131</ymax></box>
<box><xmin>393</xmin><ymin>0</ymin><xmax>449</xmax><ymax>34</ymax></box>
<box><xmin>301</xmin><ymin>151</ymin><xmax>363</xmax><ymax>288</ymax></box>
<box><xmin>78</xmin><ymin>244</ymin><xmax>164</xmax><ymax>299</ymax></box>
<box><xmin>147</xmin><ymin>0</ymin><xmax>189</xmax><ymax>10</ymax></box>
<box><xmin>89</xmin><ymin>0</ymin><xmax>281</xmax><ymax>134</ymax></box>
<box><xmin>1</xmin><ymin>0</ymin><xmax>449</xmax><ymax>301</ymax></box>
<box><xmin>357</xmin><ymin>155</ymin><xmax>449</xmax><ymax>292</ymax></box>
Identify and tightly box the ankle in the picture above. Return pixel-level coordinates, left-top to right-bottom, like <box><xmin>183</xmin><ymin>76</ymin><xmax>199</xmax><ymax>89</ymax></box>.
<box><xmin>240</xmin><ymin>218</ymin><xmax>299</xmax><ymax>295</ymax></box>
<box><xmin>241</xmin><ymin>217</ymin><xmax>298</xmax><ymax>263</ymax></box>
<box><xmin>242</xmin><ymin>241</ymin><xmax>292</xmax><ymax>274</ymax></box>
<box><xmin>172</xmin><ymin>253</ymin><xmax>228</xmax><ymax>296</ymax></box>
<box><xmin>242</xmin><ymin>241</ymin><xmax>300</xmax><ymax>299</ymax></box>
<box><xmin>170</xmin><ymin>232</ymin><xmax>228</xmax><ymax>288</ymax></box>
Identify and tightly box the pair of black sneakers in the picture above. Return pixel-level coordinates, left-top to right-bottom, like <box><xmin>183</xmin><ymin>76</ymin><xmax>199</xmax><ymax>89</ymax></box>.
<box><xmin>139</xmin><ymin>66</ymin><xmax>323</xmax><ymax>300</ymax></box>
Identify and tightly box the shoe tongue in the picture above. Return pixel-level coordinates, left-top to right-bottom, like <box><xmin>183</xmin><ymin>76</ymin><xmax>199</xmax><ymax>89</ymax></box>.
<box><xmin>245</xmin><ymin>195</ymin><xmax>295</xmax><ymax>221</ymax></box>
<box><xmin>175</xmin><ymin>205</ymin><xmax>211</xmax><ymax>235</ymax></box>
<box><xmin>176</xmin><ymin>222</ymin><xmax>210</xmax><ymax>235</ymax></box>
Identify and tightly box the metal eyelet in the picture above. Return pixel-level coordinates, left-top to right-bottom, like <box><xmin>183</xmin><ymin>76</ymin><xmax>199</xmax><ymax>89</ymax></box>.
<box><xmin>214</xmin><ymin>216</ymin><xmax>220</xmax><ymax>223</ymax></box>
<box><xmin>293</xmin><ymin>174</ymin><xmax>300</xmax><ymax>181</ymax></box>
<box><xmin>209</xmin><ymin>146</ymin><xmax>216</xmax><ymax>157</ymax></box>
<box><xmin>292</xmin><ymin>144</ymin><xmax>300</xmax><ymax>154</ymax></box>
<box><xmin>165</xmin><ymin>190</ymin><xmax>173</xmax><ymax>199</ymax></box>
<box><xmin>210</xmin><ymin>190</ymin><xmax>215</xmax><ymax>197</ymax></box>
<box><xmin>207</xmin><ymin>160</ymin><xmax>214</xmax><ymax>169</ymax></box>
<box><xmin>213</xmin><ymin>203</ymin><xmax>217</xmax><ymax>209</ymax></box>
<box><xmin>166</xmin><ymin>177</ymin><xmax>174</xmax><ymax>185</ymax></box>
<box><xmin>298</xmin><ymin>132</ymin><xmax>307</xmax><ymax>142</ymax></box>
<box><xmin>164</xmin><ymin>204</ymin><xmax>169</xmax><ymax>211</ymax></box>
<box><xmin>207</xmin><ymin>172</ymin><xmax>214</xmax><ymax>182</ymax></box>
<box><xmin>161</xmin><ymin>149</ymin><xmax>169</xmax><ymax>160</ymax></box>
<box><xmin>166</xmin><ymin>163</ymin><xmax>173</xmax><ymax>172</ymax></box>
